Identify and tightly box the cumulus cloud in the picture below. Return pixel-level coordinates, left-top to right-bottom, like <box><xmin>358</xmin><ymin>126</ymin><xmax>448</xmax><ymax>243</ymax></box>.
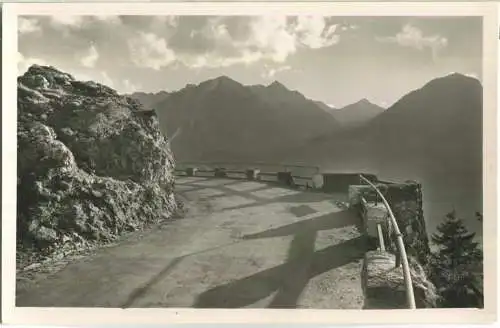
<box><xmin>341</xmin><ymin>24</ymin><xmax>359</xmax><ymax>32</ymax></box>
<box><xmin>377</xmin><ymin>24</ymin><xmax>448</xmax><ymax>59</ymax></box>
<box><xmin>294</xmin><ymin>16</ymin><xmax>339</xmax><ymax>49</ymax></box>
<box><xmin>261</xmin><ymin>65</ymin><xmax>292</xmax><ymax>79</ymax></box>
<box><xmin>93</xmin><ymin>15</ymin><xmax>122</xmax><ymax>25</ymax></box>
<box><xmin>49</xmin><ymin>15</ymin><xmax>85</xmax><ymax>28</ymax></box>
<box><xmin>18</xmin><ymin>15</ymin><xmax>342</xmax><ymax>72</ymax></box>
<box><xmin>18</xmin><ymin>52</ymin><xmax>48</xmax><ymax>74</ymax></box>
<box><xmin>128</xmin><ymin>32</ymin><xmax>176</xmax><ymax>70</ymax></box>
<box><xmin>18</xmin><ymin>17</ymin><xmax>41</xmax><ymax>34</ymax></box>
<box><xmin>171</xmin><ymin>15</ymin><xmax>340</xmax><ymax>69</ymax></box>
<box><xmin>80</xmin><ymin>44</ymin><xmax>99</xmax><ymax>68</ymax></box>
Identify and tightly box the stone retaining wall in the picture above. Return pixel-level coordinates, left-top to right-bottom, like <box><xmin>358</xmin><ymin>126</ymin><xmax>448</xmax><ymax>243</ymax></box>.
<box><xmin>349</xmin><ymin>181</ymin><xmax>436</xmax><ymax>308</ymax></box>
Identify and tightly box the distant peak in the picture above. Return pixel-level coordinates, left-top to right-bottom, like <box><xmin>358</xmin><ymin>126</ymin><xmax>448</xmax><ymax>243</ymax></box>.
<box><xmin>214</xmin><ymin>75</ymin><xmax>233</xmax><ymax>81</ymax></box>
<box><xmin>203</xmin><ymin>75</ymin><xmax>242</xmax><ymax>88</ymax></box>
<box><xmin>214</xmin><ymin>75</ymin><xmax>238</xmax><ymax>83</ymax></box>
<box><xmin>423</xmin><ymin>72</ymin><xmax>482</xmax><ymax>89</ymax></box>
<box><xmin>351</xmin><ymin>98</ymin><xmax>377</xmax><ymax>107</ymax></box>
<box><xmin>441</xmin><ymin>72</ymin><xmax>481</xmax><ymax>82</ymax></box>
<box><xmin>446</xmin><ymin>72</ymin><xmax>468</xmax><ymax>78</ymax></box>
<box><xmin>268</xmin><ymin>80</ymin><xmax>288</xmax><ymax>89</ymax></box>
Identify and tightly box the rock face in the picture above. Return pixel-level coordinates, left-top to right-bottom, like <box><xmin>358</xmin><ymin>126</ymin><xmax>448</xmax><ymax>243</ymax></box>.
<box><xmin>17</xmin><ymin>65</ymin><xmax>177</xmax><ymax>255</ymax></box>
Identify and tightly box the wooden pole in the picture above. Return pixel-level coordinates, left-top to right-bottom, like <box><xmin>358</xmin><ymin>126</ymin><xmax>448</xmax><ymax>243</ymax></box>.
<box><xmin>359</xmin><ymin>174</ymin><xmax>417</xmax><ymax>309</ymax></box>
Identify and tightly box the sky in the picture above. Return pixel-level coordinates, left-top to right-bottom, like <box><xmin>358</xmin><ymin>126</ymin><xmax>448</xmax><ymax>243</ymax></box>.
<box><xmin>18</xmin><ymin>15</ymin><xmax>482</xmax><ymax>108</ymax></box>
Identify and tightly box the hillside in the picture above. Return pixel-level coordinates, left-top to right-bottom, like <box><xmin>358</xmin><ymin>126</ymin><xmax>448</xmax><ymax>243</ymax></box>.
<box><xmin>17</xmin><ymin>65</ymin><xmax>177</xmax><ymax>260</ymax></box>
<box><xmin>368</xmin><ymin>73</ymin><xmax>482</xmax><ymax>159</ymax></box>
<box><xmin>151</xmin><ymin>76</ymin><xmax>341</xmax><ymax>161</ymax></box>
<box><xmin>127</xmin><ymin>90</ymin><xmax>170</xmax><ymax>109</ymax></box>
<box><xmin>280</xmin><ymin>72</ymin><xmax>483</xmax><ymax>235</ymax></box>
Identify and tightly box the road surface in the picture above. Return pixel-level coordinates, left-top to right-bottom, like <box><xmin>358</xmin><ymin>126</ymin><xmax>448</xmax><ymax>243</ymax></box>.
<box><xmin>17</xmin><ymin>176</ymin><xmax>368</xmax><ymax>308</ymax></box>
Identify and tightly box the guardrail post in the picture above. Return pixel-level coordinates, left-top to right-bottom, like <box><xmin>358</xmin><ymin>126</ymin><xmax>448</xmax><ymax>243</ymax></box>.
<box><xmin>246</xmin><ymin>169</ymin><xmax>260</xmax><ymax>181</ymax></box>
<box><xmin>277</xmin><ymin>171</ymin><xmax>294</xmax><ymax>187</ymax></box>
<box><xmin>214</xmin><ymin>167</ymin><xmax>227</xmax><ymax>177</ymax></box>
<box><xmin>186</xmin><ymin>167</ymin><xmax>198</xmax><ymax>177</ymax></box>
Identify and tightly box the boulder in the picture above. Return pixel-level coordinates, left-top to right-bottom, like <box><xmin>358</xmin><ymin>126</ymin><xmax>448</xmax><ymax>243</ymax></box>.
<box><xmin>17</xmin><ymin>65</ymin><xmax>177</xmax><ymax>255</ymax></box>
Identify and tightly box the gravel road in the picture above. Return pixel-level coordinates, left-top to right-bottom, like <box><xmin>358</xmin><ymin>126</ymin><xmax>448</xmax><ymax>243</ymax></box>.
<box><xmin>17</xmin><ymin>177</ymin><xmax>368</xmax><ymax>308</ymax></box>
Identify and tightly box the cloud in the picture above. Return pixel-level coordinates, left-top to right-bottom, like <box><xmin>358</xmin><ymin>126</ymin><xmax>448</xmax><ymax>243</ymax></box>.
<box><xmin>93</xmin><ymin>15</ymin><xmax>122</xmax><ymax>25</ymax></box>
<box><xmin>18</xmin><ymin>17</ymin><xmax>41</xmax><ymax>34</ymax></box>
<box><xmin>294</xmin><ymin>16</ymin><xmax>339</xmax><ymax>49</ymax></box>
<box><xmin>80</xmin><ymin>44</ymin><xmax>99</xmax><ymax>68</ymax></box>
<box><xmin>261</xmin><ymin>65</ymin><xmax>292</xmax><ymax>79</ymax></box>
<box><xmin>18</xmin><ymin>52</ymin><xmax>48</xmax><ymax>74</ymax></box>
<box><xmin>122</xmin><ymin>79</ymin><xmax>142</xmax><ymax>94</ymax></box>
<box><xmin>341</xmin><ymin>24</ymin><xmax>359</xmax><ymax>32</ymax></box>
<box><xmin>172</xmin><ymin>16</ymin><xmax>340</xmax><ymax>69</ymax></box>
<box><xmin>49</xmin><ymin>15</ymin><xmax>85</xmax><ymax>28</ymax></box>
<box><xmin>376</xmin><ymin>24</ymin><xmax>448</xmax><ymax>59</ymax></box>
<box><xmin>128</xmin><ymin>32</ymin><xmax>176</xmax><ymax>70</ymax></box>
<box><xmin>18</xmin><ymin>15</ymin><xmax>342</xmax><ymax>72</ymax></box>
<box><xmin>73</xmin><ymin>71</ymin><xmax>141</xmax><ymax>94</ymax></box>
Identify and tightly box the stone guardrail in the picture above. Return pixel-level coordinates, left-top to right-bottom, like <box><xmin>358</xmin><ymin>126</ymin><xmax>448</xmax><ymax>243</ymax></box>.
<box><xmin>174</xmin><ymin>164</ymin><xmax>320</xmax><ymax>189</ymax></box>
<box><xmin>174</xmin><ymin>162</ymin><xmax>379</xmax><ymax>193</ymax></box>
<box><xmin>358</xmin><ymin>174</ymin><xmax>416</xmax><ymax>309</ymax></box>
<box><xmin>174</xmin><ymin>162</ymin><xmax>428</xmax><ymax>309</ymax></box>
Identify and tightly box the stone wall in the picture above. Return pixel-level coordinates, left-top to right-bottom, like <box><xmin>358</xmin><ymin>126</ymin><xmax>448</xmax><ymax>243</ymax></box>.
<box><xmin>348</xmin><ymin>179</ymin><xmax>436</xmax><ymax>308</ymax></box>
<box><xmin>322</xmin><ymin>173</ymin><xmax>378</xmax><ymax>193</ymax></box>
<box><xmin>348</xmin><ymin>181</ymin><xmax>430</xmax><ymax>264</ymax></box>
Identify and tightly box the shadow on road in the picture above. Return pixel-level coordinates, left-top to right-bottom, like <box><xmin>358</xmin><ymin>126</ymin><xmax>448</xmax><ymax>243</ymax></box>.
<box><xmin>193</xmin><ymin>234</ymin><xmax>368</xmax><ymax>308</ymax></box>
<box><xmin>179</xmin><ymin>179</ymin><xmax>346</xmax><ymax>213</ymax></box>
<box><xmin>178</xmin><ymin>177</ymin><xmax>369</xmax><ymax>308</ymax></box>
<box><xmin>242</xmin><ymin>208</ymin><xmax>364</xmax><ymax>241</ymax></box>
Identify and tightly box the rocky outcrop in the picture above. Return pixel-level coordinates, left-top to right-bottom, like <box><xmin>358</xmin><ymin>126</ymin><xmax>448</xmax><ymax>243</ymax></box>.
<box><xmin>17</xmin><ymin>65</ymin><xmax>177</xmax><ymax>257</ymax></box>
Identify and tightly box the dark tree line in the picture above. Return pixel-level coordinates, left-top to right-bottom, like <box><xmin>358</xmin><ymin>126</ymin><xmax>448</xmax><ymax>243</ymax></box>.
<box><xmin>427</xmin><ymin>211</ymin><xmax>483</xmax><ymax>308</ymax></box>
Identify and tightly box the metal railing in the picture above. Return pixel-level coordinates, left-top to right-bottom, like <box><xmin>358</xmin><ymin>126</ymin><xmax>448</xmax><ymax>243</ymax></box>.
<box><xmin>359</xmin><ymin>174</ymin><xmax>416</xmax><ymax>309</ymax></box>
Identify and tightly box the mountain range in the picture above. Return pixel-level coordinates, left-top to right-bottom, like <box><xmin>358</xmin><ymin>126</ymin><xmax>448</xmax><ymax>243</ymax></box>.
<box><xmin>130</xmin><ymin>77</ymin><xmax>341</xmax><ymax>161</ymax></box>
<box><xmin>327</xmin><ymin>98</ymin><xmax>385</xmax><ymax>127</ymax></box>
<box><xmin>129</xmin><ymin>72</ymin><xmax>483</xmax><ymax>236</ymax></box>
<box><xmin>128</xmin><ymin>79</ymin><xmax>389</xmax><ymax>160</ymax></box>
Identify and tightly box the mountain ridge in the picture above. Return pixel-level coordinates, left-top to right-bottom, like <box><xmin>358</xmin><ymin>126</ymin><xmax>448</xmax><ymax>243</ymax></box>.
<box><xmin>143</xmin><ymin>75</ymin><xmax>341</xmax><ymax>161</ymax></box>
